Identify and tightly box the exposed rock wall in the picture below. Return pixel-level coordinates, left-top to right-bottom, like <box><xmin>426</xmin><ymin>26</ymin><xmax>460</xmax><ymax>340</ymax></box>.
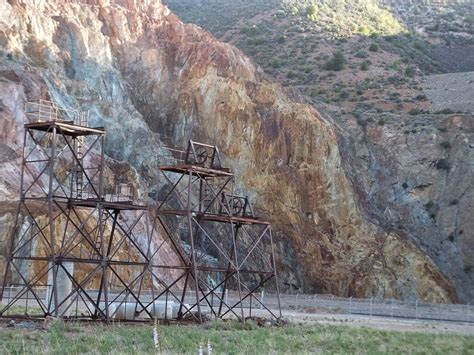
<box><xmin>329</xmin><ymin>108</ymin><xmax>474</xmax><ymax>302</ymax></box>
<box><xmin>0</xmin><ymin>0</ymin><xmax>460</xmax><ymax>302</ymax></box>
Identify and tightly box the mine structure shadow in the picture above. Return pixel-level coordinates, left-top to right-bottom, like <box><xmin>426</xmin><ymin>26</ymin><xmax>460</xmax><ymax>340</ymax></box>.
<box><xmin>0</xmin><ymin>100</ymin><xmax>282</xmax><ymax>323</ymax></box>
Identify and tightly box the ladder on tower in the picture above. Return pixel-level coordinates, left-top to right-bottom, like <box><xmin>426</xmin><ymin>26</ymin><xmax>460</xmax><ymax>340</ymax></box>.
<box><xmin>75</xmin><ymin>111</ymin><xmax>88</xmax><ymax>199</ymax></box>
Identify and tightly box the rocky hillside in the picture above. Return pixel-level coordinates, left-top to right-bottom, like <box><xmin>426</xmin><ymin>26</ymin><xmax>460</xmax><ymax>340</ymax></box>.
<box><xmin>165</xmin><ymin>0</ymin><xmax>474</xmax><ymax>302</ymax></box>
<box><xmin>167</xmin><ymin>0</ymin><xmax>473</xmax><ymax>114</ymax></box>
<box><xmin>0</xmin><ymin>0</ymin><xmax>465</xmax><ymax>303</ymax></box>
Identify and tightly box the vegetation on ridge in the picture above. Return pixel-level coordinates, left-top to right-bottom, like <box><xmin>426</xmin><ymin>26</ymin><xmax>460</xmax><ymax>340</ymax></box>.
<box><xmin>167</xmin><ymin>0</ymin><xmax>473</xmax><ymax>116</ymax></box>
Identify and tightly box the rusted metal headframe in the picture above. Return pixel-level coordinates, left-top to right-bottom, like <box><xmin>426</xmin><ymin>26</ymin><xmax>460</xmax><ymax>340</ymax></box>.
<box><xmin>0</xmin><ymin>102</ymin><xmax>282</xmax><ymax>323</ymax></box>
<box><xmin>154</xmin><ymin>140</ymin><xmax>282</xmax><ymax>323</ymax></box>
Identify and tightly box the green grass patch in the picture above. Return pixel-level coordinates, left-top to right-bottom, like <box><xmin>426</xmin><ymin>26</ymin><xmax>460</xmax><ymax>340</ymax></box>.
<box><xmin>0</xmin><ymin>321</ymin><xmax>473</xmax><ymax>354</ymax></box>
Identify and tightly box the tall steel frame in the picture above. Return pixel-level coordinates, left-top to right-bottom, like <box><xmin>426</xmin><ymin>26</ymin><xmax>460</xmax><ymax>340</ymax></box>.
<box><xmin>0</xmin><ymin>101</ymin><xmax>282</xmax><ymax>323</ymax></box>
<box><xmin>0</xmin><ymin>100</ymin><xmax>170</xmax><ymax>321</ymax></box>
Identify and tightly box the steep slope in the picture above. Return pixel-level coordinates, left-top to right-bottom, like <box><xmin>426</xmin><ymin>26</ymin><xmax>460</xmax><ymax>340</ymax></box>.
<box><xmin>0</xmin><ymin>0</ymin><xmax>458</xmax><ymax>302</ymax></box>
<box><xmin>166</xmin><ymin>0</ymin><xmax>474</xmax><ymax>302</ymax></box>
<box><xmin>168</xmin><ymin>0</ymin><xmax>473</xmax><ymax>113</ymax></box>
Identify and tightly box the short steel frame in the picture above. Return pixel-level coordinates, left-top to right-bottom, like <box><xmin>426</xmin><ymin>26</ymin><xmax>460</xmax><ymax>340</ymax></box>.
<box><xmin>155</xmin><ymin>141</ymin><xmax>282</xmax><ymax>322</ymax></box>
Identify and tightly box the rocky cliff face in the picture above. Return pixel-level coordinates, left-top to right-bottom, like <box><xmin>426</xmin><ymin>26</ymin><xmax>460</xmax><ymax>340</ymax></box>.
<box><xmin>0</xmin><ymin>0</ymin><xmax>460</xmax><ymax>302</ymax></box>
<box><xmin>329</xmin><ymin>107</ymin><xmax>474</xmax><ymax>302</ymax></box>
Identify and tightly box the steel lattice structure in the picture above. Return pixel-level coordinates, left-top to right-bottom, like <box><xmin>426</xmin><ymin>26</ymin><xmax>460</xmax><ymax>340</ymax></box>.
<box><xmin>0</xmin><ymin>100</ymin><xmax>282</xmax><ymax>323</ymax></box>
<box><xmin>155</xmin><ymin>141</ymin><xmax>282</xmax><ymax>322</ymax></box>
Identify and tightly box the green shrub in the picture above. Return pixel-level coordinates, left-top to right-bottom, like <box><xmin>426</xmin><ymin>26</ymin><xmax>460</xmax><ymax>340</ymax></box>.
<box><xmin>405</xmin><ymin>66</ymin><xmax>416</xmax><ymax>78</ymax></box>
<box><xmin>355</xmin><ymin>50</ymin><xmax>368</xmax><ymax>58</ymax></box>
<box><xmin>324</xmin><ymin>50</ymin><xmax>346</xmax><ymax>71</ymax></box>
<box><xmin>290</xmin><ymin>5</ymin><xmax>298</xmax><ymax>16</ymax></box>
<box><xmin>360</xmin><ymin>60</ymin><xmax>370</xmax><ymax>71</ymax></box>
<box><xmin>277</xmin><ymin>35</ymin><xmax>286</xmax><ymax>44</ymax></box>
<box><xmin>240</xmin><ymin>25</ymin><xmax>261</xmax><ymax>36</ymax></box>
<box><xmin>339</xmin><ymin>90</ymin><xmax>349</xmax><ymax>100</ymax></box>
<box><xmin>269</xmin><ymin>58</ymin><xmax>282</xmax><ymax>68</ymax></box>
<box><xmin>436</xmin><ymin>108</ymin><xmax>454</xmax><ymax>114</ymax></box>
<box><xmin>465</xmin><ymin>15</ymin><xmax>474</xmax><ymax>25</ymax></box>
<box><xmin>369</xmin><ymin>43</ymin><xmax>379</xmax><ymax>52</ymax></box>
<box><xmin>409</xmin><ymin>108</ymin><xmax>422</xmax><ymax>115</ymax></box>
<box><xmin>389</xmin><ymin>60</ymin><xmax>401</xmax><ymax>70</ymax></box>
<box><xmin>248</xmin><ymin>36</ymin><xmax>266</xmax><ymax>45</ymax></box>
<box><xmin>414</xmin><ymin>42</ymin><xmax>425</xmax><ymax>51</ymax></box>
<box><xmin>306</xmin><ymin>4</ymin><xmax>318</xmax><ymax>21</ymax></box>
<box><xmin>359</xmin><ymin>25</ymin><xmax>371</xmax><ymax>36</ymax></box>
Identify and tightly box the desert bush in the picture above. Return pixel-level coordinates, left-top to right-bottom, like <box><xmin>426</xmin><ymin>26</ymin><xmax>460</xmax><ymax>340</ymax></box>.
<box><xmin>405</xmin><ymin>66</ymin><xmax>416</xmax><ymax>78</ymax></box>
<box><xmin>389</xmin><ymin>60</ymin><xmax>401</xmax><ymax>70</ymax></box>
<box><xmin>339</xmin><ymin>90</ymin><xmax>349</xmax><ymax>100</ymax></box>
<box><xmin>369</xmin><ymin>42</ymin><xmax>379</xmax><ymax>52</ymax></box>
<box><xmin>409</xmin><ymin>108</ymin><xmax>422</xmax><ymax>115</ymax></box>
<box><xmin>310</xmin><ymin>87</ymin><xmax>324</xmax><ymax>97</ymax></box>
<box><xmin>436</xmin><ymin>108</ymin><xmax>454</xmax><ymax>114</ymax></box>
<box><xmin>355</xmin><ymin>50</ymin><xmax>368</xmax><ymax>58</ymax></box>
<box><xmin>240</xmin><ymin>25</ymin><xmax>261</xmax><ymax>36</ymax></box>
<box><xmin>248</xmin><ymin>36</ymin><xmax>266</xmax><ymax>45</ymax></box>
<box><xmin>269</xmin><ymin>58</ymin><xmax>282</xmax><ymax>68</ymax></box>
<box><xmin>324</xmin><ymin>50</ymin><xmax>346</xmax><ymax>71</ymax></box>
<box><xmin>306</xmin><ymin>4</ymin><xmax>318</xmax><ymax>21</ymax></box>
<box><xmin>360</xmin><ymin>60</ymin><xmax>370</xmax><ymax>71</ymax></box>
<box><xmin>277</xmin><ymin>35</ymin><xmax>286</xmax><ymax>44</ymax></box>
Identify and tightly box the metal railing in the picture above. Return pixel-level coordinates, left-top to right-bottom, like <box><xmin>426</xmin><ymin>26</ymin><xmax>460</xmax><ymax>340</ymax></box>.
<box><xmin>272</xmin><ymin>293</ymin><xmax>474</xmax><ymax>323</ymax></box>
<box><xmin>2</xmin><ymin>287</ymin><xmax>472</xmax><ymax>323</ymax></box>
<box><xmin>24</xmin><ymin>100</ymin><xmax>80</xmax><ymax>123</ymax></box>
<box><xmin>157</xmin><ymin>146</ymin><xmax>186</xmax><ymax>165</ymax></box>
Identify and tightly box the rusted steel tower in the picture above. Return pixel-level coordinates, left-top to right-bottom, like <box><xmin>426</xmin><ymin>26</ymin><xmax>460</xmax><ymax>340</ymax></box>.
<box><xmin>155</xmin><ymin>141</ymin><xmax>282</xmax><ymax>322</ymax></box>
<box><xmin>0</xmin><ymin>101</ymin><xmax>282</xmax><ymax>322</ymax></box>
<box><xmin>0</xmin><ymin>100</ymin><xmax>166</xmax><ymax>320</ymax></box>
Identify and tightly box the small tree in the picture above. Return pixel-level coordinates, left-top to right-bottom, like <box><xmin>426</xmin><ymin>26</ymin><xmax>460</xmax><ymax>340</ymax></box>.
<box><xmin>269</xmin><ymin>58</ymin><xmax>282</xmax><ymax>68</ymax></box>
<box><xmin>306</xmin><ymin>4</ymin><xmax>318</xmax><ymax>21</ymax></box>
<box><xmin>405</xmin><ymin>66</ymin><xmax>416</xmax><ymax>78</ymax></box>
<box><xmin>360</xmin><ymin>60</ymin><xmax>370</xmax><ymax>71</ymax></box>
<box><xmin>369</xmin><ymin>43</ymin><xmax>379</xmax><ymax>52</ymax></box>
<box><xmin>324</xmin><ymin>50</ymin><xmax>346</xmax><ymax>71</ymax></box>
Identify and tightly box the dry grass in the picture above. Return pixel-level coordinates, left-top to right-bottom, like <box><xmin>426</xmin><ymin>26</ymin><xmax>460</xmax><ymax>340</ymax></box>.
<box><xmin>0</xmin><ymin>320</ymin><xmax>473</xmax><ymax>354</ymax></box>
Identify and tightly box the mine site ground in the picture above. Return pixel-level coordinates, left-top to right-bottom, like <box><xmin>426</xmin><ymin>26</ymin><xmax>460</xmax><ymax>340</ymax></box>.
<box><xmin>423</xmin><ymin>71</ymin><xmax>474</xmax><ymax>112</ymax></box>
<box><xmin>0</xmin><ymin>309</ymin><xmax>473</xmax><ymax>354</ymax></box>
<box><xmin>281</xmin><ymin>309</ymin><xmax>474</xmax><ymax>336</ymax></box>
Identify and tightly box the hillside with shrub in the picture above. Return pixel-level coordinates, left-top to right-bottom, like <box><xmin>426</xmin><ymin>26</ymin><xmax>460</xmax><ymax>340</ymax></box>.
<box><xmin>167</xmin><ymin>0</ymin><xmax>473</xmax><ymax>116</ymax></box>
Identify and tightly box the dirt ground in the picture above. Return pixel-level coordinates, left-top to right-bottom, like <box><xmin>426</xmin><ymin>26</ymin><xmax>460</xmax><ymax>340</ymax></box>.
<box><xmin>281</xmin><ymin>309</ymin><xmax>474</xmax><ymax>336</ymax></box>
<box><xmin>423</xmin><ymin>71</ymin><xmax>474</xmax><ymax>113</ymax></box>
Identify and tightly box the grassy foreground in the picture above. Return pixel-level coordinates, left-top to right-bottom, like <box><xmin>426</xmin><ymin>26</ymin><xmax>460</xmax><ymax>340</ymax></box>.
<box><xmin>0</xmin><ymin>320</ymin><xmax>472</xmax><ymax>354</ymax></box>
